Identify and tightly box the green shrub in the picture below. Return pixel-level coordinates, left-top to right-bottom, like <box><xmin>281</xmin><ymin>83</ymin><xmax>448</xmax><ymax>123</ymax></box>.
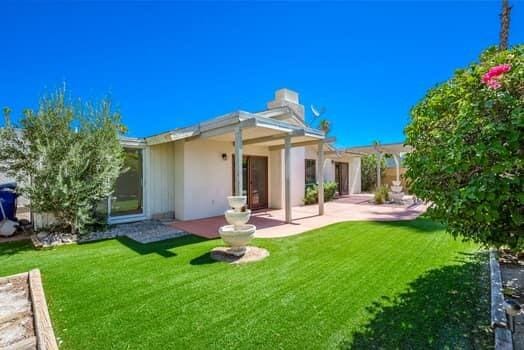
<box><xmin>0</xmin><ymin>88</ymin><xmax>126</xmax><ymax>233</ymax></box>
<box><xmin>303</xmin><ymin>181</ymin><xmax>338</xmax><ymax>205</ymax></box>
<box><xmin>374</xmin><ymin>185</ymin><xmax>390</xmax><ymax>204</ymax></box>
<box><xmin>405</xmin><ymin>45</ymin><xmax>523</xmax><ymax>250</ymax></box>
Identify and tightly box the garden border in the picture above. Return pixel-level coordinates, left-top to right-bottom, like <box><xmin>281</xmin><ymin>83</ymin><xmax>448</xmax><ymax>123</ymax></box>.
<box><xmin>490</xmin><ymin>249</ymin><xmax>514</xmax><ymax>350</ymax></box>
<box><xmin>29</xmin><ymin>269</ymin><xmax>59</xmax><ymax>350</ymax></box>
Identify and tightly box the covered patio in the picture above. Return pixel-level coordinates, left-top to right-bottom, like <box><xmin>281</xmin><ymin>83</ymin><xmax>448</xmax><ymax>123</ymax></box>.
<box><xmin>170</xmin><ymin>194</ymin><xmax>427</xmax><ymax>239</ymax></box>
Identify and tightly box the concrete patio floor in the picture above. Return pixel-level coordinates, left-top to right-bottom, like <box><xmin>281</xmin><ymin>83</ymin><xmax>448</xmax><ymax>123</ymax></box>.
<box><xmin>171</xmin><ymin>194</ymin><xmax>428</xmax><ymax>239</ymax></box>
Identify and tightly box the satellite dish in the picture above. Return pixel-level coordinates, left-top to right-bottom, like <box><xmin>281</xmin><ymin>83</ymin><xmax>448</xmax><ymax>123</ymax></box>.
<box><xmin>310</xmin><ymin>104</ymin><xmax>326</xmax><ymax>118</ymax></box>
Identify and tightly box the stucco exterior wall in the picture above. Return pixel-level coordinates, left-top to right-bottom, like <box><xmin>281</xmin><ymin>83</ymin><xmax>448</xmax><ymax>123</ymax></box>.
<box><xmin>304</xmin><ymin>146</ymin><xmax>361</xmax><ymax>195</ymax></box>
<box><xmin>176</xmin><ymin>139</ymin><xmax>275</xmax><ymax>220</ymax></box>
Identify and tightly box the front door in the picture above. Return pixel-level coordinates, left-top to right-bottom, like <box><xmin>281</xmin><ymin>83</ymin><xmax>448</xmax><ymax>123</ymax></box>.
<box><xmin>335</xmin><ymin>162</ymin><xmax>349</xmax><ymax>195</ymax></box>
<box><xmin>232</xmin><ymin>155</ymin><xmax>268</xmax><ymax>210</ymax></box>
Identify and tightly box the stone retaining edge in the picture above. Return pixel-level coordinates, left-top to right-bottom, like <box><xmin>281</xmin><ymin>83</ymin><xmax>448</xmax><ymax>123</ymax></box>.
<box><xmin>490</xmin><ymin>249</ymin><xmax>514</xmax><ymax>350</ymax></box>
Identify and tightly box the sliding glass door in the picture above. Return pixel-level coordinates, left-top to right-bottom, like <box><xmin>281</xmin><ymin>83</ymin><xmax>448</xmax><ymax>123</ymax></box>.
<box><xmin>110</xmin><ymin>148</ymin><xmax>144</xmax><ymax>217</ymax></box>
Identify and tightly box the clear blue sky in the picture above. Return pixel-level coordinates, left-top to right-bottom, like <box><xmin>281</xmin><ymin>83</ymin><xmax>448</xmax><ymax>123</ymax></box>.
<box><xmin>1</xmin><ymin>1</ymin><xmax>523</xmax><ymax>147</ymax></box>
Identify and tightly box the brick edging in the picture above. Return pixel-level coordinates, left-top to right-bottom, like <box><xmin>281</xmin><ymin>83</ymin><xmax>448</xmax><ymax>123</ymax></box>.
<box><xmin>490</xmin><ymin>249</ymin><xmax>514</xmax><ymax>350</ymax></box>
<box><xmin>29</xmin><ymin>269</ymin><xmax>59</xmax><ymax>350</ymax></box>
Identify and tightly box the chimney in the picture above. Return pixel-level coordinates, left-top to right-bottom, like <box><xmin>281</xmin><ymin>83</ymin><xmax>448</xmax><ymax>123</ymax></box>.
<box><xmin>267</xmin><ymin>88</ymin><xmax>305</xmax><ymax>120</ymax></box>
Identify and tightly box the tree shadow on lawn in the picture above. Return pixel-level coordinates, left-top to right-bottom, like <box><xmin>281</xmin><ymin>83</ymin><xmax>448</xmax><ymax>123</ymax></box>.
<box><xmin>373</xmin><ymin>218</ymin><xmax>446</xmax><ymax>234</ymax></box>
<box><xmin>339</xmin><ymin>252</ymin><xmax>493</xmax><ymax>350</ymax></box>
<box><xmin>114</xmin><ymin>235</ymin><xmax>209</xmax><ymax>258</ymax></box>
<box><xmin>0</xmin><ymin>240</ymin><xmax>35</xmax><ymax>257</ymax></box>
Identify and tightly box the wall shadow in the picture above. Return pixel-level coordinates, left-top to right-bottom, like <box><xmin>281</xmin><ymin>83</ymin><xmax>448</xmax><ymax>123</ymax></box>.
<box><xmin>339</xmin><ymin>252</ymin><xmax>493</xmax><ymax>349</ymax></box>
<box><xmin>115</xmin><ymin>235</ymin><xmax>207</xmax><ymax>258</ymax></box>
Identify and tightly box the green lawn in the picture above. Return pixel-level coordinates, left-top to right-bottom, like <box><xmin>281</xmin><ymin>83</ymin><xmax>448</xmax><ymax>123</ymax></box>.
<box><xmin>0</xmin><ymin>219</ymin><xmax>491</xmax><ymax>349</ymax></box>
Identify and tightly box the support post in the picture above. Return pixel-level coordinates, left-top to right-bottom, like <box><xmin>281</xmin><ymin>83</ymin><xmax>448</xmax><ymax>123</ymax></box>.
<box><xmin>235</xmin><ymin>126</ymin><xmax>243</xmax><ymax>196</ymax></box>
<box><xmin>317</xmin><ymin>141</ymin><xmax>324</xmax><ymax>215</ymax></box>
<box><xmin>284</xmin><ymin>134</ymin><xmax>291</xmax><ymax>223</ymax></box>
<box><xmin>393</xmin><ymin>153</ymin><xmax>400</xmax><ymax>182</ymax></box>
<box><xmin>376</xmin><ymin>152</ymin><xmax>382</xmax><ymax>188</ymax></box>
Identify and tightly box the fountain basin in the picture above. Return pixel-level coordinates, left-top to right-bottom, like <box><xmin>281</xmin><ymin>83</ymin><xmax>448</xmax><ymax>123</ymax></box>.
<box><xmin>392</xmin><ymin>180</ymin><xmax>402</xmax><ymax>187</ymax></box>
<box><xmin>225</xmin><ymin>209</ymin><xmax>251</xmax><ymax>226</ymax></box>
<box><xmin>219</xmin><ymin>224</ymin><xmax>256</xmax><ymax>256</ymax></box>
<box><xmin>390</xmin><ymin>192</ymin><xmax>405</xmax><ymax>203</ymax></box>
<box><xmin>391</xmin><ymin>185</ymin><xmax>403</xmax><ymax>193</ymax></box>
<box><xmin>227</xmin><ymin>196</ymin><xmax>247</xmax><ymax>209</ymax></box>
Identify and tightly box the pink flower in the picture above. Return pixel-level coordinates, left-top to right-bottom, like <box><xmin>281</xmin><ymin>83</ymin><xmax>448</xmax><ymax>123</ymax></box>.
<box><xmin>482</xmin><ymin>64</ymin><xmax>511</xmax><ymax>89</ymax></box>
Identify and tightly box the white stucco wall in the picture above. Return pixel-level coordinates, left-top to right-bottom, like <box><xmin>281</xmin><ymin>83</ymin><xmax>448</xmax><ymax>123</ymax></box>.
<box><xmin>349</xmin><ymin>157</ymin><xmax>362</xmax><ymax>194</ymax></box>
<box><xmin>176</xmin><ymin>139</ymin><xmax>274</xmax><ymax>220</ymax></box>
<box><xmin>304</xmin><ymin>146</ymin><xmax>362</xmax><ymax>195</ymax></box>
<box><xmin>269</xmin><ymin>149</ymin><xmax>283</xmax><ymax>209</ymax></box>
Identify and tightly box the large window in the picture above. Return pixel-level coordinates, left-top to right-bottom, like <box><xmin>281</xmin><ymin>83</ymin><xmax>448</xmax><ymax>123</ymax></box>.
<box><xmin>111</xmin><ymin>148</ymin><xmax>143</xmax><ymax>217</ymax></box>
<box><xmin>305</xmin><ymin>159</ymin><xmax>316</xmax><ymax>186</ymax></box>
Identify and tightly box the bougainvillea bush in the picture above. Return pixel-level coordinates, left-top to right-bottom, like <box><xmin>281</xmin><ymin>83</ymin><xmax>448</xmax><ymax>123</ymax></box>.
<box><xmin>405</xmin><ymin>45</ymin><xmax>523</xmax><ymax>250</ymax></box>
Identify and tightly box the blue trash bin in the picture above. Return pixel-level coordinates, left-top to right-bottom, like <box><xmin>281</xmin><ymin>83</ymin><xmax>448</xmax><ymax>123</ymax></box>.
<box><xmin>0</xmin><ymin>187</ymin><xmax>18</xmax><ymax>221</ymax></box>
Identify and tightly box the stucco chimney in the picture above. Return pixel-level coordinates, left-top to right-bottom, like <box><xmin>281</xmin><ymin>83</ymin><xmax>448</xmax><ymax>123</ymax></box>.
<box><xmin>267</xmin><ymin>88</ymin><xmax>305</xmax><ymax>120</ymax></box>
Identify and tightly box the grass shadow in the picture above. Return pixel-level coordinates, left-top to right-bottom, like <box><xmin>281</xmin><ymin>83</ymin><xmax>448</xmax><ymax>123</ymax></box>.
<box><xmin>189</xmin><ymin>251</ymin><xmax>219</xmax><ymax>266</ymax></box>
<box><xmin>115</xmin><ymin>235</ymin><xmax>208</xmax><ymax>258</ymax></box>
<box><xmin>373</xmin><ymin>218</ymin><xmax>445</xmax><ymax>233</ymax></box>
<box><xmin>0</xmin><ymin>240</ymin><xmax>35</xmax><ymax>256</ymax></box>
<box><xmin>339</xmin><ymin>251</ymin><xmax>493</xmax><ymax>349</ymax></box>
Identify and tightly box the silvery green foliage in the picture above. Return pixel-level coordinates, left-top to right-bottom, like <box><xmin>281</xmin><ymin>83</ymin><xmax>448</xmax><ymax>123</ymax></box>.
<box><xmin>0</xmin><ymin>88</ymin><xmax>125</xmax><ymax>233</ymax></box>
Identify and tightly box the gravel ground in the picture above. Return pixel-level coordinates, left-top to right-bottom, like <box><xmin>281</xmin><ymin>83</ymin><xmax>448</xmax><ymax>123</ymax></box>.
<box><xmin>0</xmin><ymin>274</ymin><xmax>36</xmax><ymax>349</ymax></box>
<box><xmin>501</xmin><ymin>262</ymin><xmax>524</xmax><ymax>350</ymax></box>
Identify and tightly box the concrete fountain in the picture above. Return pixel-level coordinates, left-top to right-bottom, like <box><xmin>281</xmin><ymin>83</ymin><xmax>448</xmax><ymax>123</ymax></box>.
<box><xmin>389</xmin><ymin>180</ymin><xmax>405</xmax><ymax>204</ymax></box>
<box><xmin>211</xmin><ymin>196</ymin><xmax>269</xmax><ymax>264</ymax></box>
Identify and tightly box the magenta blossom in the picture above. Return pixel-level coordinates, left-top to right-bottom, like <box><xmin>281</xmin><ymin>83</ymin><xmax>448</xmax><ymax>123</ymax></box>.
<box><xmin>482</xmin><ymin>64</ymin><xmax>511</xmax><ymax>89</ymax></box>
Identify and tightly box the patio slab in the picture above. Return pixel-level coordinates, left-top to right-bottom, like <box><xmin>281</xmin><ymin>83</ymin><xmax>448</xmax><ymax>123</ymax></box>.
<box><xmin>171</xmin><ymin>194</ymin><xmax>427</xmax><ymax>239</ymax></box>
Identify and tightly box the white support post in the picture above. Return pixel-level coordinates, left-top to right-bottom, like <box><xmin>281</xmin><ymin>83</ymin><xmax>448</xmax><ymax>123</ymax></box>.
<box><xmin>376</xmin><ymin>152</ymin><xmax>382</xmax><ymax>188</ymax></box>
<box><xmin>284</xmin><ymin>134</ymin><xmax>291</xmax><ymax>223</ymax></box>
<box><xmin>317</xmin><ymin>141</ymin><xmax>324</xmax><ymax>216</ymax></box>
<box><xmin>393</xmin><ymin>153</ymin><xmax>400</xmax><ymax>182</ymax></box>
<box><xmin>235</xmin><ymin>126</ymin><xmax>243</xmax><ymax>196</ymax></box>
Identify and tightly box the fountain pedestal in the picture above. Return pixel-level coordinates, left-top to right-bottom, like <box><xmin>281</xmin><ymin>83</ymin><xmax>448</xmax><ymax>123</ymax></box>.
<box><xmin>218</xmin><ymin>196</ymin><xmax>256</xmax><ymax>257</ymax></box>
<box><xmin>389</xmin><ymin>180</ymin><xmax>405</xmax><ymax>204</ymax></box>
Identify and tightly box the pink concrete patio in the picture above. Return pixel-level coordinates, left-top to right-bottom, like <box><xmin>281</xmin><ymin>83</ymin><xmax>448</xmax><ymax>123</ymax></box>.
<box><xmin>171</xmin><ymin>194</ymin><xmax>428</xmax><ymax>239</ymax></box>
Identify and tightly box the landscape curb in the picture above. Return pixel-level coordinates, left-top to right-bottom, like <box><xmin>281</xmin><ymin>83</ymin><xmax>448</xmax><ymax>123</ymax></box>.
<box><xmin>29</xmin><ymin>269</ymin><xmax>59</xmax><ymax>350</ymax></box>
<box><xmin>490</xmin><ymin>249</ymin><xmax>514</xmax><ymax>350</ymax></box>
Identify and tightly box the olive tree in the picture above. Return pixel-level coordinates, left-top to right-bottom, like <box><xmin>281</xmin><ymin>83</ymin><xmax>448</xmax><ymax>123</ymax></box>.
<box><xmin>0</xmin><ymin>88</ymin><xmax>126</xmax><ymax>233</ymax></box>
<box><xmin>404</xmin><ymin>45</ymin><xmax>523</xmax><ymax>249</ymax></box>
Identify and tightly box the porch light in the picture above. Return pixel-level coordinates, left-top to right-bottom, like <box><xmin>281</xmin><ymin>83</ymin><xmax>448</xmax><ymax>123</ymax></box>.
<box><xmin>222</xmin><ymin>153</ymin><xmax>228</xmax><ymax>161</ymax></box>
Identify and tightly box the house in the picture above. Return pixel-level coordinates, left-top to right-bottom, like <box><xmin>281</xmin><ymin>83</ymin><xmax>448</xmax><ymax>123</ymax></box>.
<box><xmin>0</xmin><ymin>88</ymin><xmax>363</xmax><ymax>227</ymax></box>
<box><xmin>104</xmin><ymin>88</ymin><xmax>362</xmax><ymax>225</ymax></box>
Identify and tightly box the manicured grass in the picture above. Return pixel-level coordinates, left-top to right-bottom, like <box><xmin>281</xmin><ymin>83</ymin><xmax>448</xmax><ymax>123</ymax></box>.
<box><xmin>0</xmin><ymin>219</ymin><xmax>491</xmax><ymax>349</ymax></box>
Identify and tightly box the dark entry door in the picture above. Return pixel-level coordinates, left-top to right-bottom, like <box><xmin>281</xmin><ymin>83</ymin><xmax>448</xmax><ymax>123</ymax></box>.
<box><xmin>248</xmin><ymin>156</ymin><xmax>268</xmax><ymax>210</ymax></box>
<box><xmin>232</xmin><ymin>155</ymin><xmax>269</xmax><ymax>210</ymax></box>
<box><xmin>335</xmin><ymin>162</ymin><xmax>349</xmax><ymax>195</ymax></box>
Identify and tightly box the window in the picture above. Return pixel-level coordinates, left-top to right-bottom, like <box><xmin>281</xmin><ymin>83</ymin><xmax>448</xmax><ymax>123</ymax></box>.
<box><xmin>305</xmin><ymin>159</ymin><xmax>316</xmax><ymax>186</ymax></box>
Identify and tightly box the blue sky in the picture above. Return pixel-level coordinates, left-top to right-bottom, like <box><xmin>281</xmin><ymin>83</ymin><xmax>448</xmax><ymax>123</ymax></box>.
<box><xmin>1</xmin><ymin>1</ymin><xmax>523</xmax><ymax>147</ymax></box>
